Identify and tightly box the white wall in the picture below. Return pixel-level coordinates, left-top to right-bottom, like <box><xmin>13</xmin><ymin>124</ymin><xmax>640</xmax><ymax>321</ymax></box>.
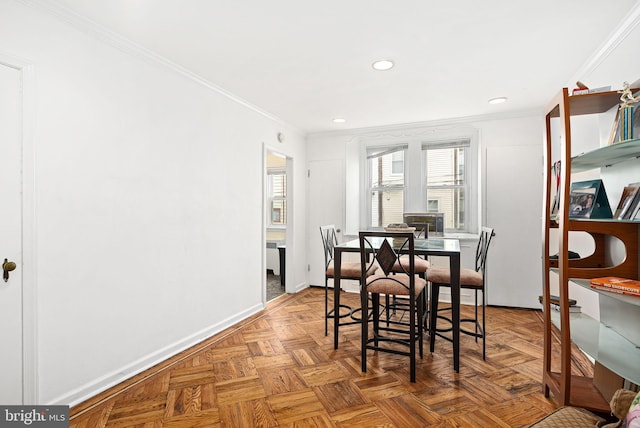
<box><xmin>0</xmin><ymin>1</ymin><xmax>307</xmax><ymax>405</ymax></box>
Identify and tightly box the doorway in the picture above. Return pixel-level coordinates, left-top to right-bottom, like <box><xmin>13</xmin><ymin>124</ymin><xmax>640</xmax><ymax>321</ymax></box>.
<box><xmin>0</xmin><ymin>58</ymin><xmax>36</xmax><ymax>404</ymax></box>
<box><xmin>265</xmin><ymin>150</ymin><xmax>288</xmax><ymax>301</ymax></box>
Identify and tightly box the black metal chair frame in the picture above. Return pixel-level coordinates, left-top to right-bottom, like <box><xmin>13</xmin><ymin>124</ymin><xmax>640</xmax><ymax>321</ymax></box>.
<box><xmin>359</xmin><ymin>231</ymin><xmax>426</xmax><ymax>382</ymax></box>
<box><xmin>430</xmin><ymin>227</ymin><xmax>494</xmax><ymax>359</ymax></box>
<box><xmin>320</xmin><ymin>225</ymin><xmax>376</xmax><ymax>336</ymax></box>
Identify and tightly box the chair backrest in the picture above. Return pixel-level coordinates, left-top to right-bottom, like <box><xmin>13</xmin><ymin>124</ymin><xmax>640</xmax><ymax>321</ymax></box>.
<box><xmin>319</xmin><ymin>225</ymin><xmax>339</xmax><ymax>269</ymax></box>
<box><xmin>359</xmin><ymin>231</ymin><xmax>417</xmax><ymax>290</ymax></box>
<box><xmin>406</xmin><ymin>222</ymin><xmax>429</xmax><ymax>239</ymax></box>
<box><xmin>475</xmin><ymin>227</ymin><xmax>495</xmax><ymax>276</ymax></box>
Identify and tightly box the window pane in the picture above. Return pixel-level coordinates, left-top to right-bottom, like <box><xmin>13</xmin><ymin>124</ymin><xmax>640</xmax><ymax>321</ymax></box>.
<box><xmin>426</xmin><ymin>147</ymin><xmax>465</xmax><ymax>186</ymax></box>
<box><xmin>369</xmin><ymin>150</ymin><xmax>405</xmax><ymax>227</ymax></box>
<box><xmin>370</xmin><ymin>153</ymin><xmax>404</xmax><ymax>188</ymax></box>
<box><xmin>370</xmin><ymin>189</ymin><xmax>404</xmax><ymax>227</ymax></box>
<box><xmin>425</xmin><ymin>188</ymin><xmax>464</xmax><ymax>230</ymax></box>
<box><xmin>391</xmin><ymin>151</ymin><xmax>404</xmax><ymax>174</ymax></box>
<box><xmin>425</xmin><ymin>145</ymin><xmax>466</xmax><ymax>231</ymax></box>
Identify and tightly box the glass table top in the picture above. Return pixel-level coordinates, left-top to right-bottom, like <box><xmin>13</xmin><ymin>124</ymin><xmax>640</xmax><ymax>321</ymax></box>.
<box><xmin>337</xmin><ymin>237</ymin><xmax>460</xmax><ymax>254</ymax></box>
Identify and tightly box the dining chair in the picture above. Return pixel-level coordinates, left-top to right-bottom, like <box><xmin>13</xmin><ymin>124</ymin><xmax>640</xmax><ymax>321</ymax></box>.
<box><xmin>320</xmin><ymin>225</ymin><xmax>377</xmax><ymax>336</ymax></box>
<box><xmin>427</xmin><ymin>227</ymin><xmax>495</xmax><ymax>360</ymax></box>
<box><xmin>359</xmin><ymin>231</ymin><xmax>427</xmax><ymax>382</ymax></box>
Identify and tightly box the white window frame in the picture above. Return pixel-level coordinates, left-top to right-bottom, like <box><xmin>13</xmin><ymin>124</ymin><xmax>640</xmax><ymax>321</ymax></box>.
<box><xmin>353</xmin><ymin>129</ymin><xmax>479</xmax><ymax>235</ymax></box>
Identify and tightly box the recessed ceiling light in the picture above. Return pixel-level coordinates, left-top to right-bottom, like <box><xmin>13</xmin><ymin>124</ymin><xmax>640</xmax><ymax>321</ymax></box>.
<box><xmin>372</xmin><ymin>60</ymin><xmax>394</xmax><ymax>71</ymax></box>
<box><xmin>488</xmin><ymin>97</ymin><xmax>508</xmax><ymax>104</ymax></box>
<box><xmin>333</xmin><ymin>118</ymin><xmax>346</xmax><ymax>123</ymax></box>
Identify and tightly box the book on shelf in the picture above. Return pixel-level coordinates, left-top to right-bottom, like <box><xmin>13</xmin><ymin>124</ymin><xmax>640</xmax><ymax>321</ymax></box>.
<box><xmin>590</xmin><ymin>284</ymin><xmax>640</xmax><ymax>297</ymax></box>
<box><xmin>613</xmin><ymin>182</ymin><xmax>640</xmax><ymax>220</ymax></box>
<box><xmin>568</xmin><ymin>179</ymin><xmax>612</xmax><ymax>219</ymax></box>
<box><xmin>590</xmin><ymin>277</ymin><xmax>640</xmax><ymax>294</ymax></box>
<box><xmin>538</xmin><ymin>295</ymin><xmax>577</xmax><ymax>306</ymax></box>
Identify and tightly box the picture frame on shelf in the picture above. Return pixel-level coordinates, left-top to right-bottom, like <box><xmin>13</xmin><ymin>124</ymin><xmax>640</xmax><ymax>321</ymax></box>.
<box><xmin>614</xmin><ymin>183</ymin><xmax>640</xmax><ymax>220</ymax></box>
<box><xmin>569</xmin><ymin>179</ymin><xmax>613</xmax><ymax>219</ymax></box>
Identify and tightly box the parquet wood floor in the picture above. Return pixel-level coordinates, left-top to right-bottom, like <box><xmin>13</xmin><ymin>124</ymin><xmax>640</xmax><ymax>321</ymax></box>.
<box><xmin>70</xmin><ymin>287</ymin><xmax>592</xmax><ymax>427</ymax></box>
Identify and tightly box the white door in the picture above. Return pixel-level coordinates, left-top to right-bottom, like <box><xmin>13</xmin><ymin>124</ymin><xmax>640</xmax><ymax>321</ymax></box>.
<box><xmin>0</xmin><ymin>62</ymin><xmax>23</xmax><ymax>404</ymax></box>
<box><xmin>486</xmin><ymin>145</ymin><xmax>543</xmax><ymax>309</ymax></box>
<box><xmin>308</xmin><ymin>159</ymin><xmax>345</xmax><ymax>287</ymax></box>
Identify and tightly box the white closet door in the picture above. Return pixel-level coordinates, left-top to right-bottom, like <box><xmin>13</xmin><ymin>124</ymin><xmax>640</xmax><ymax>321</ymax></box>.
<box><xmin>485</xmin><ymin>145</ymin><xmax>543</xmax><ymax>308</ymax></box>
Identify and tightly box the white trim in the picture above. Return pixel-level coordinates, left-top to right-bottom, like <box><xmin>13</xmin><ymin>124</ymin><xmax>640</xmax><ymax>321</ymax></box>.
<box><xmin>49</xmin><ymin>302</ymin><xmax>264</xmax><ymax>406</ymax></box>
<box><xmin>21</xmin><ymin>0</ymin><xmax>302</xmax><ymax>135</ymax></box>
<box><xmin>568</xmin><ymin>3</ymin><xmax>640</xmax><ymax>87</ymax></box>
<box><xmin>308</xmin><ymin>108</ymin><xmax>540</xmax><ymax>139</ymax></box>
<box><xmin>0</xmin><ymin>52</ymin><xmax>38</xmax><ymax>404</ymax></box>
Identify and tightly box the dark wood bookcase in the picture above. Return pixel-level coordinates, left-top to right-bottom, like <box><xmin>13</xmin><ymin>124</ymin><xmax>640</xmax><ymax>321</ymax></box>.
<box><xmin>542</xmin><ymin>88</ymin><xmax>640</xmax><ymax>412</ymax></box>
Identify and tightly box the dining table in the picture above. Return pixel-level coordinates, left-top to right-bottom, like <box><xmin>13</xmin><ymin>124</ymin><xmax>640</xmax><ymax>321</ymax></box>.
<box><xmin>332</xmin><ymin>236</ymin><xmax>462</xmax><ymax>372</ymax></box>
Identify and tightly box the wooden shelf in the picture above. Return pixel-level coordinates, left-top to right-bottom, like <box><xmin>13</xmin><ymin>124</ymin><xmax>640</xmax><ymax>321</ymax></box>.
<box><xmin>547</xmin><ymin>90</ymin><xmax>623</xmax><ymax>118</ymax></box>
<box><xmin>543</xmin><ymin>87</ymin><xmax>640</xmax><ymax>409</ymax></box>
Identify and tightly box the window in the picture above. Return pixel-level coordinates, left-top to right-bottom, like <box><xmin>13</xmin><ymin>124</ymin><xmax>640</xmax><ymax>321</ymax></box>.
<box><xmin>352</xmin><ymin>129</ymin><xmax>477</xmax><ymax>235</ymax></box>
<box><xmin>423</xmin><ymin>140</ymin><xmax>470</xmax><ymax>232</ymax></box>
<box><xmin>268</xmin><ymin>172</ymin><xmax>286</xmax><ymax>226</ymax></box>
<box><xmin>367</xmin><ymin>145</ymin><xmax>406</xmax><ymax>227</ymax></box>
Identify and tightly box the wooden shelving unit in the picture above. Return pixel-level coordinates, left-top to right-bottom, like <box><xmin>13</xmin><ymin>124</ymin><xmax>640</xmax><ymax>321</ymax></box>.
<box><xmin>542</xmin><ymin>88</ymin><xmax>640</xmax><ymax>412</ymax></box>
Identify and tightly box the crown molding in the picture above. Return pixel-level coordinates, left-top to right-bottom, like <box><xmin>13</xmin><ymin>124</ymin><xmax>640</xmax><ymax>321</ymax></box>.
<box><xmin>307</xmin><ymin>107</ymin><xmax>542</xmax><ymax>139</ymax></box>
<box><xmin>19</xmin><ymin>0</ymin><xmax>303</xmax><ymax>134</ymax></box>
<box><xmin>568</xmin><ymin>2</ymin><xmax>640</xmax><ymax>86</ymax></box>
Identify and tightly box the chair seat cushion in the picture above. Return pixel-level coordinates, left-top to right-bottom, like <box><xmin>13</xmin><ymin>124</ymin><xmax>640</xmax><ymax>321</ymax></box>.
<box><xmin>426</xmin><ymin>267</ymin><xmax>483</xmax><ymax>287</ymax></box>
<box><xmin>366</xmin><ymin>275</ymin><xmax>427</xmax><ymax>296</ymax></box>
<box><xmin>391</xmin><ymin>255</ymin><xmax>430</xmax><ymax>274</ymax></box>
<box><xmin>326</xmin><ymin>261</ymin><xmax>376</xmax><ymax>279</ymax></box>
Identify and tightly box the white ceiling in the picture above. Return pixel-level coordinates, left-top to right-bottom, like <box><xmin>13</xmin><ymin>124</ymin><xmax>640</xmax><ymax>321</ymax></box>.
<box><xmin>45</xmin><ymin>0</ymin><xmax>638</xmax><ymax>133</ymax></box>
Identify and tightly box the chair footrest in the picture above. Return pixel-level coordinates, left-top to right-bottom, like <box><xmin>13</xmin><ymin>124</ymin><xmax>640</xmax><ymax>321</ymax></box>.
<box><xmin>431</xmin><ymin>316</ymin><xmax>484</xmax><ymax>339</ymax></box>
<box><xmin>327</xmin><ymin>304</ymin><xmax>359</xmax><ymax>319</ymax></box>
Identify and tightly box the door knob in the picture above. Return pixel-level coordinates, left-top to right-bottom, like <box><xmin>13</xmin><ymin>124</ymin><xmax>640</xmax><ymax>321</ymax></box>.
<box><xmin>3</xmin><ymin>258</ymin><xmax>16</xmax><ymax>282</ymax></box>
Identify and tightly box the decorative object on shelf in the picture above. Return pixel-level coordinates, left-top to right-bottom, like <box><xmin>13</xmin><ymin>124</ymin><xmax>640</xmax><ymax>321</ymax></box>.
<box><xmin>614</xmin><ymin>183</ymin><xmax>640</xmax><ymax>220</ymax></box>
<box><xmin>568</xmin><ymin>179</ymin><xmax>612</xmax><ymax>219</ymax></box>
<box><xmin>550</xmin><ymin>160</ymin><xmax>561</xmax><ymax>219</ymax></box>
<box><xmin>619</xmin><ymin>81</ymin><xmax>639</xmax><ymax>108</ymax></box>
<box><xmin>549</xmin><ymin>250</ymin><xmax>581</xmax><ymax>260</ymax></box>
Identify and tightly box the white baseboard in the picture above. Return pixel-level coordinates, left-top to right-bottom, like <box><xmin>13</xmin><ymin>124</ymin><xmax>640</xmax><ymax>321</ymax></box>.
<box><xmin>51</xmin><ymin>302</ymin><xmax>264</xmax><ymax>406</ymax></box>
